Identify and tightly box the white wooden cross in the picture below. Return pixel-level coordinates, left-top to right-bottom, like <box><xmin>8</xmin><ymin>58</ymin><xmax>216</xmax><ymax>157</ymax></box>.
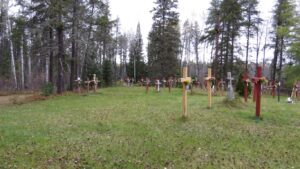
<box><xmin>155</xmin><ymin>79</ymin><xmax>161</xmax><ymax>92</ymax></box>
<box><xmin>180</xmin><ymin>67</ymin><xmax>191</xmax><ymax>118</ymax></box>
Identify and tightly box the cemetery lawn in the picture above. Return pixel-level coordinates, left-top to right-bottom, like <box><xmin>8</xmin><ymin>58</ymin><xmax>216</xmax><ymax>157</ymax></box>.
<box><xmin>0</xmin><ymin>87</ymin><xmax>300</xmax><ymax>169</ymax></box>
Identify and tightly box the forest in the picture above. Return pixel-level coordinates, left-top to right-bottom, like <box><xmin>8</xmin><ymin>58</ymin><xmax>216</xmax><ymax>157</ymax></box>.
<box><xmin>0</xmin><ymin>0</ymin><xmax>299</xmax><ymax>93</ymax></box>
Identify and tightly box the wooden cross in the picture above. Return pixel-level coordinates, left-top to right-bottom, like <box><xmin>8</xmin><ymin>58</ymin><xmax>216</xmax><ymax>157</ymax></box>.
<box><xmin>217</xmin><ymin>79</ymin><xmax>226</xmax><ymax>96</ymax></box>
<box><xmin>168</xmin><ymin>77</ymin><xmax>174</xmax><ymax>93</ymax></box>
<box><xmin>271</xmin><ymin>80</ymin><xmax>276</xmax><ymax>98</ymax></box>
<box><xmin>242</xmin><ymin>71</ymin><xmax>250</xmax><ymax>103</ymax></box>
<box><xmin>145</xmin><ymin>78</ymin><xmax>150</xmax><ymax>94</ymax></box>
<box><xmin>252</xmin><ymin>66</ymin><xmax>267</xmax><ymax>119</ymax></box>
<box><xmin>181</xmin><ymin>67</ymin><xmax>191</xmax><ymax>118</ymax></box>
<box><xmin>85</xmin><ymin>78</ymin><xmax>91</xmax><ymax>93</ymax></box>
<box><xmin>205</xmin><ymin>68</ymin><xmax>215</xmax><ymax>108</ymax></box>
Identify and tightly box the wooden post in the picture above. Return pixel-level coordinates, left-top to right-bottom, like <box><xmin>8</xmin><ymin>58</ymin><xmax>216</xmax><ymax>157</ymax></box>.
<box><xmin>85</xmin><ymin>78</ymin><xmax>90</xmax><ymax>93</ymax></box>
<box><xmin>205</xmin><ymin>68</ymin><xmax>215</xmax><ymax>108</ymax></box>
<box><xmin>271</xmin><ymin>80</ymin><xmax>276</xmax><ymax>98</ymax></box>
<box><xmin>181</xmin><ymin>67</ymin><xmax>191</xmax><ymax>118</ymax></box>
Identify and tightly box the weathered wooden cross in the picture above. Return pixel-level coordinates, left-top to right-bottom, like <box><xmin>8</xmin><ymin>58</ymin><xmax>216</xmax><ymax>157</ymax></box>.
<box><xmin>271</xmin><ymin>80</ymin><xmax>276</xmax><ymax>98</ymax></box>
<box><xmin>85</xmin><ymin>78</ymin><xmax>91</xmax><ymax>93</ymax></box>
<box><xmin>252</xmin><ymin>66</ymin><xmax>266</xmax><ymax>119</ymax></box>
<box><xmin>205</xmin><ymin>68</ymin><xmax>215</xmax><ymax>108</ymax></box>
<box><xmin>181</xmin><ymin>67</ymin><xmax>191</xmax><ymax>118</ymax></box>
<box><xmin>92</xmin><ymin>74</ymin><xmax>99</xmax><ymax>93</ymax></box>
<box><xmin>145</xmin><ymin>77</ymin><xmax>150</xmax><ymax>94</ymax></box>
<box><xmin>227</xmin><ymin>72</ymin><xmax>235</xmax><ymax>100</ymax></box>
<box><xmin>242</xmin><ymin>71</ymin><xmax>250</xmax><ymax>103</ymax></box>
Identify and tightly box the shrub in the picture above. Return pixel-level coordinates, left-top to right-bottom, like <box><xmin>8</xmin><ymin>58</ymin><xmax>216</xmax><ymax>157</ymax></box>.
<box><xmin>236</xmin><ymin>73</ymin><xmax>252</xmax><ymax>97</ymax></box>
<box><xmin>41</xmin><ymin>83</ymin><xmax>54</xmax><ymax>96</ymax></box>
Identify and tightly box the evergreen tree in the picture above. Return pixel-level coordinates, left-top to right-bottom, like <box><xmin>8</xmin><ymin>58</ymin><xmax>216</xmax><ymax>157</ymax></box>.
<box><xmin>128</xmin><ymin>23</ymin><xmax>146</xmax><ymax>81</ymax></box>
<box><xmin>148</xmin><ymin>0</ymin><xmax>181</xmax><ymax>78</ymax></box>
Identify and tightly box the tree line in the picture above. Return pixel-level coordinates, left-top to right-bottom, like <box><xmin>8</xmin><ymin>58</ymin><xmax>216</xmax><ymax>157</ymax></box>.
<box><xmin>0</xmin><ymin>0</ymin><xmax>299</xmax><ymax>93</ymax></box>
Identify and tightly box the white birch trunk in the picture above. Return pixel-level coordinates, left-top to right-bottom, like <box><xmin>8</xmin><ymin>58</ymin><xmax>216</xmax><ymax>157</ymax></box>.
<box><xmin>7</xmin><ymin>19</ymin><xmax>18</xmax><ymax>89</ymax></box>
<box><xmin>20</xmin><ymin>35</ymin><xmax>25</xmax><ymax>90</ymax></box>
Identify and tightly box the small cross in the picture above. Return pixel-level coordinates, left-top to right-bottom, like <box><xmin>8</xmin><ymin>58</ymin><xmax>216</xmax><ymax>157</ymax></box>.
<box><xmin>205</xmin><ymin>68</ymin><xmax>215</xmax><ymax>108</ymax></box>
<box><xmin>181</xmin><ymin>67</ymin><xmax>191</xmax><ymax>118</ymax></box>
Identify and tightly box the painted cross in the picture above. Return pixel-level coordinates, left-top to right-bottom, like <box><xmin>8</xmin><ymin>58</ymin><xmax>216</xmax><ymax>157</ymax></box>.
<box><xmin>181</xmin><ymin>67</ymin><xmax>191</xmax><ymax>118</ymax></box>
<box><xmin>205</xmin><ymin>68</ymin><xmax>215</xmax><ymax>108</ymax></box>
<box><xmin>145</xmin><ymin>77</ymin><xmax>150</xmax><ymax>94</ymax></box>
<box><xmin>242</xmin><ymin>71</ymin><xmax>250</xmax><ymax>103</ymax></box>
<box><xmin>227</xmin><ymin>72</ymin><xmax>235</xmax><ymax>100</ymax></box>
<box><xmin>252</xmin><ymin>66</ymin><xmax>267</xmax><ymax>119</ymax></box>
<box><xmin>155</xmin><ymin>79</ymin><xmax>161</xmax><ymax>92</ymax></box>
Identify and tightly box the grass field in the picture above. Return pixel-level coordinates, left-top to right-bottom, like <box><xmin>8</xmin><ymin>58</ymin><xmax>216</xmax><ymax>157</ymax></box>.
<box><xmin>0</xmin><ymin>87</ymin><xmax>299</xmax><ymax>168</ymax></box>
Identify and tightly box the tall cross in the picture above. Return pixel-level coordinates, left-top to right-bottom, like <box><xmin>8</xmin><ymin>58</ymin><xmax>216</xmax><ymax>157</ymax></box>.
<box><xmin>242</xmin><ymin>71</ymin><xmax>250</xmax><ymax>103</ymax></box>
<box><xmin>145</xmin><ymin>77</ymin><xmax>150</xmax><ymax>93</ymax></box>
<box><xmin>205</xmin><ymin>68</ymin><xmax>215</xmax><ymax>108</ymax></box>
<box><xmin>227</xmin><ymin>72</ymin><xmax>234</xmax><ymax>100</ymax></box>
<box><xmin>252</xmin><ymin>66</ymin><xmax>266</xmax><ymax>120</ymax></box>
<box><xmin>92</xmin><ymin>74</ymin><xmax>99</xmax><ymax>93</ymax></box>
<box><xmin>181</xmin><ymin>67</ymin><xmax>191</xmax><ymax>118</ymax></box>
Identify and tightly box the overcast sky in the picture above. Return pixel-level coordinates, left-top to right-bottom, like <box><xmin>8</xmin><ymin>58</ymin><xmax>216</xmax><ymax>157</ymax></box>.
<box><xmin>109</xmin><ymin>0</ymin><xmax>278</xmax><ymax>63</ymax></box>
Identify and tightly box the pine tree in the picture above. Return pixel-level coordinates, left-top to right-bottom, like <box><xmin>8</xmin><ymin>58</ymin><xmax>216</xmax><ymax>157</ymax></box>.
<box><xmin>148</xmin><ymin>0</ymin><xmax>181</xmax><ymax>78</ymax></box>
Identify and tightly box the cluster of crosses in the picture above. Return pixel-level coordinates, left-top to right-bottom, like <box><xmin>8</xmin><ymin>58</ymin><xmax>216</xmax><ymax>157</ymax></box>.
<box><xmin>141</xmin><ymin>77</ymin><xmax>175</xmax><ymax>93</ymax></box>
<box><xmin>179</xmin><ymin>66</ymin><xmax>266</xmax><ymax>121</ymax></box>
<box><xmin>74</xmin><ymin>74</ymin><xmax>100</xmax><ymax>93</ymax></box>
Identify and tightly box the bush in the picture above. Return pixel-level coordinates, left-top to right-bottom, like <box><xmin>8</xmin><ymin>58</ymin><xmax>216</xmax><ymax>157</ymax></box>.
<box><xmin>236</xmin><ymin>73</ymin><xmax>252</xmax><ymax>97</ymax></box>
<box><xmin>41</xmin><ymin>83</ymin><xmax>54</xmax><ymax>96</ymax></box>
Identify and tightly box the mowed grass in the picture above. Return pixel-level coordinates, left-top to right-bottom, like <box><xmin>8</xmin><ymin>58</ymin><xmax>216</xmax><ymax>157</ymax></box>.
<box><xmin>0</xmin><ymin>87</ymin><xmax>299</xmax><ymax>169</ymax></box>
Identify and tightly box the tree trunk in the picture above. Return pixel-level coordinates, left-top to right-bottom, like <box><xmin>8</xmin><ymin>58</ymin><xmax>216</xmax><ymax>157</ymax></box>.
<box><xmin>70</xmin><ymin>0</ymin><xmax>78</xmax><ymax>91</ymax></box>
<box><xmin>277</xmin><ymin>37</ymin><xmax>284</xmax><ymax>102</ymax></box>
<box><xmin>272</xmin><ymin>35</ymin><xmax>279</xmax><ymax>81</ymax></box>
<box><xmin>56</xmin><ymin>23</ymin><xmax>65</xmax><ymax>94</ymax></box>
<box><xmin>20</xmin><ymin>35</ymin><xmax>25</xmax><ymax>90</ymax></box>
<box><xmin>7</xmin><ymin>19</ymin><xmax>18</xmax><ymax>89</ymax></box>
<box><xmin>49</xmin><ymin>27</ymin><xmax>54</xmax><ymax>84</ymax></box>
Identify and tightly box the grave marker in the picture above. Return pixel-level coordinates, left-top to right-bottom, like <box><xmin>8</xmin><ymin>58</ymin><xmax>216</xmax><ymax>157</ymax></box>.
<box><xmin>205</xmin><ymin>68</ymin><xmax>215</xmax><ymax>108</ymax></box>
<box><xmin>168</xmin><ymin>77</ymin><xmax>174</xmax><ymax>93</ymax></box>
<box><xmin>181</xmin><ymin>67</ymin><xmax>191</xmax><ymax>118</ymax></box>
<box><xmin>155</xmin><ymin>79</ymin><xmax>161</xmax><ymax>92</ymax></box>
<box><xmin>74</xmin><ymin>77</ymin><xmax>82</xmax><ymax>93</ymax></box>
<box><xmin>227</xmin><ymin>72</ymin><xmax>235</xmax><ymax>100</ymax></box>
<box><xmin>252</xmin><ymin>66</ymin><xmax>267</xmax><ymax>119</ymax></box>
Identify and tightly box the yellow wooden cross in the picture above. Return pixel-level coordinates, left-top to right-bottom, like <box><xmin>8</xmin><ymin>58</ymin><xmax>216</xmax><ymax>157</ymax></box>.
<box><xmin>180</xmin><ymin>67</ymin><xmax>191</xmax><ymax>118</ymax></box>
<box><xmin>205</xmin><ymin>68</ymin><xmax>215</xmax><ymax>108</ymax></box>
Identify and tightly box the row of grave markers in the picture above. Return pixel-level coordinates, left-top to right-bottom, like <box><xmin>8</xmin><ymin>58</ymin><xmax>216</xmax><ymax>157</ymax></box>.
<box><xmin>180</xmin><ymin>66</ymin><xmax>265</xmax><ymax>120</ymax></box>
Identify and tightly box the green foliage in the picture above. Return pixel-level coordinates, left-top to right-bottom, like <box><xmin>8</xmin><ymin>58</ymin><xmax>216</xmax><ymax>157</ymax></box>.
<box><xmin>147</xmin><ymin>0</ymin><xmax>181</xmax><ymax>78</ymax></box>
<box><xmin>236</xmin><ymin>73</ymin><xmax>252</xmax><ymax>97</ymax></box>
<box><xmin>41</xmin><ymin>83</ymin><xmax>54</xmax><ymax>96</ymax></box>
<box><xmin>102</xmin><ymin>59</ymin><xmax>113</xmax><ymax>87</ymax></box>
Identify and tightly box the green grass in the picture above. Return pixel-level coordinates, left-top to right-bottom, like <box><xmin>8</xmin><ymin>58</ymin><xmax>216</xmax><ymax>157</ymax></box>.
<box><xmin>0</xmin><ymin>87</ymin><xmax>299</xmax><ymax>168</ymax></box>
